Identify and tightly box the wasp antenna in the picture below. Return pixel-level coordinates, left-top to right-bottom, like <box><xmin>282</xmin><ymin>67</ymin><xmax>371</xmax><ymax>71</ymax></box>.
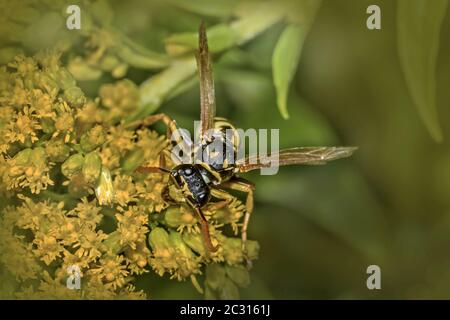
<box><xmin>199</xmin><ymin>21</ymin><xmax>208</xmax><ymax>54</ymax></box>
<box><xmin>196</xmin><ymin>21</ymin><xmax>216</xmax><ymax>136</ymax></box>
<box><xmin>135</xmin><ymin>166</ymin><xmax>170</xmax><ymax>174</ymax></box>
<box><xmin>159</xmin><ymin>167</ymin><xmax>171</xmax><ymax>173</ymax></box>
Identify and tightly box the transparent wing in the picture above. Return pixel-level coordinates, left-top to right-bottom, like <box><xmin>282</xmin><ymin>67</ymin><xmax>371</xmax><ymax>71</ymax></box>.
<box><xmin>236</xmin><ymin>147</ymin><xmax>358</xmax><ymax>173</ymax></box>
<box><xmin>196</xmin><ymin>22</ymin><xmax>216</xmax><ymax>137</ymax></box>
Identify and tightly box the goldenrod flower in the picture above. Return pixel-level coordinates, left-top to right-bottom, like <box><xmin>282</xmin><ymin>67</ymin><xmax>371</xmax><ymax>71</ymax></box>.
<box><xmin>5</xmin><ymin>107</ymin><xmax>42</xmax><ymax>144</ymax></box>
<box><xmin>125</xmin><ymin>241</ymin><xmax>150</xmax><ymax>274</ymax></box>
<box><xmin>105</xmin><ymin>125</ymin><xmax>135</xmax><ymax>156</ymax></box>
<box><xmin>0</xmin><ymin>51</ymin><xmax>259</xmax><ymax>300</ymax></box>
<box><xmin>4</xmin><ymin>147</ymin><xmax>53</xmax><ymax>194</ymax></box>
<box><xmin>80</xmin><ymin>125</ymin><xmax>106</xmax><ymax>153</ymax></box>
<box><xmin>90</xmin><ymin>254</ymin><xmax>129</xmax><ymax>290</ymax></box>
<box><xmin>116</xmin><ymin>206</ymin><xmax>148</xmax><ymax>249</ymax></box>
<box><xmin>33</xmin><ymin>233</ymin><xmax>64</xmax><ymax>265</ymax></box>
<box><xmin>45</xmin><ymin>137</ymin><xmax>71</xmax><ymax>163</ymax></box>
<box><xmin>0</xmin><ymin>216</ymin><xmax>41</xmax><ymax>281</ymax></box>
<box><xmin>100</xmin><ymin>79</ymin><xmax>139</xmax><ymax>112</ymax></box>
<box><xmin>73</xmin><ymin>228</ymin><xmax>107</xmax><ymax>261</ymax></box>
<box><xmin>69</xmin><ymin>197</ymin><xmax>103</xmax><ymax>227</ymax></box>
<box><xmin>113</xmin><ymin>174</ymin><xmax>141</xmax><ymax>206</ymax></box>
<box><xmin>212</xmin><ymin>198</ymin><xmax>246</xmax><ymax>235</ymax></box>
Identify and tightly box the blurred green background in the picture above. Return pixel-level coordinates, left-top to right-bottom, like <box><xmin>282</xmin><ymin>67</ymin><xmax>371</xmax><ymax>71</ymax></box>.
<box><xmin>2</xmin><ymin>0</ymin><xmax>450</xmax><ymax>299</ymax></box>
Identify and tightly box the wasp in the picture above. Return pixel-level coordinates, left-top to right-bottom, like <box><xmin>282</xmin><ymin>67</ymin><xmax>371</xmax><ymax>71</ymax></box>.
<box><xmin>128</xmin><ymin>23</ymin><xmax>357</xmax><ymax>257</ymax></box>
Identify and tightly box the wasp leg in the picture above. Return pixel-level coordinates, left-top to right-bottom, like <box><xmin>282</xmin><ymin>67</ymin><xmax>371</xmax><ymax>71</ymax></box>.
<box><xmin>189</xmin><ymin>203</ymin><xmax>218</xmax><ymax>254</ymax></box>
<box><xmin>161</xmin><ymin>185</ymin><xmax>179</xmax><ymax>205</ymax></box>
<box><xmin>214</xmin><ymin>178</ymin><xmax>255</xmax><ymax>268</ymax></box>
<box><xmin>126</xmin><ymin>113</ymin><xmax>190</xmax><ymax>165</ymax></box>
<box><xmin>205</xmin><ymin>200</ymin><xmax>229</xmax><ymax>212</ymax></box>
<box><xmin>125</xmin><ymin>113</ymin><xmax>178</xmax><ymax>138</ymax></box>
<box><xmin>135</xmin><ymin>151</ymin><xmax>171</xmax><ymax>174</ymax></box>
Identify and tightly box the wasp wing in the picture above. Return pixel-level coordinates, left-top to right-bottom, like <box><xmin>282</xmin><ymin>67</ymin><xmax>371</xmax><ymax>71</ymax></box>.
<box><xmin>196</xmin><ymin>22</ymin><xmax>216</xmax><ymax>137</ymax></box>
<box><xmin>236</xmin><ymin>147</ymin><xmax>357</xmax><ymax>173</ymax></box>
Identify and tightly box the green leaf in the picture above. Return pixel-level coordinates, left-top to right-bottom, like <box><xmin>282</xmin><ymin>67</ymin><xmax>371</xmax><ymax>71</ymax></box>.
<box><xmin>397</xmin><ymin>0</ymin><xmax>448</xmax><ymax>142</ymax></box>
<box><xmin>271</xmin><ymin>0</ymin><xmax>321</xmax><ymax>120</ymax></box>
<box><xmin>165</xmin><ymin>24</ymin><xmax>238</xmax><ymax>56</ymax></box>
<box><xmin>128</xmin><ymin>57</ymin><xmax>197</xmax><ymax>121</ymax></box>
<box><xmin>272</xmin><ymin>24</ymin><xmax>306</xmax><ymax>119</ymax></box>
<box><xmin>115</xmin><ymin>32</ymin><xmax>171</xmax><ymax>69</ymax></box>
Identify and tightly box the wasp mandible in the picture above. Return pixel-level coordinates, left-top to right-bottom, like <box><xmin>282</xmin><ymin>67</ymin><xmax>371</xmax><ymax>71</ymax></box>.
<box><xmin>128</xmin><ymin>23</ymin><xmax>357</xmax><ymax>256</ymax></box>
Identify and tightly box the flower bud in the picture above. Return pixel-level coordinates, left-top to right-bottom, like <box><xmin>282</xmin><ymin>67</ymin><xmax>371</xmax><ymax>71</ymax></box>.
<box><xmin>182</xmin><ymin>232</ymin><xmax>206</xmax><ymax>256</ymax></box>
<box><xmin>205</xmin><ymin>263</ymin><xmax>226</xmax><ymax>291</ymax></box>
<box><xmin>219</xmin><ymin>278</ymin><xmax>240</xmax><ymax>300</ymax></box>
<box><xmin>164</xmin><ymin>207</ymin><xmax>183</xmax><ymax>228</ymax></box>
<box><xmin>63</xmin><ymin>86</ymin><xmax>86</xmax><ymax>108</ymax></box>
<box><xmin>221</xmin><ymin>237</ymin><xmax>259</xmax><ymax>265</ymax></box>
<box><xmin>54</xmin><ymin>112</ymin><xmax>74</xmax><ymax>132</ymax></box>
<box><xmin>82</xmin><ymin>151</ymin><xmax>102</xmax><ymax>184</ymax></box>
<box><xmin>225</xmin><ymin>265</ymin><xmax>250</xmax><ymax>288</ymax></box>
<box><xmin>31</xmin><ymin>147</ymin><xmax>48</xmax><ymax>166</ymax></box>
<box><xmin>36</xmin><ymin>72</ymin><xmax>59</xmax><ymax>95</ymax></box>
<box><xmin>99</xmin><ymin>54</ymin><xmax>120</xmax><ymax>72</ymax></box>
<box><xmin>40</xmin><ymin>118</ymin><xmax>55</xmax><ymax>134</ymax></box>
<box><xmin>61</xmin><ymin>153</ymin><xmax>84</xmax><ymax>178</ymax></box>
<box><xmin>112</xmin><ymin>63</ymin><xmax>128</xmax><ymax>78</ymax></box>
<box><xmin>148</xmin><ymin>227</ymin><xmax>171</xmax><ymax>251</ymax></box>
<box><xmin>13</xmin><ymin>148</ymin><xmax>33</xmax><ymax>166</ymax></box>
<box><xmin>67</xmin><ymin>172</ymin><xmax>90</xmax><ymax>198</ymax></box>
<box><xmin>169</xmin><ymin>231</ymin><xmax>195</xmax><ymax>259</ymax></box>
<box><xmin>46</xmin><ymin>138</ymin><xmax>71</xmax><ymax>162</ymax></box>
<box><xmin>100</xmin><ymin>79</ymin><xmax>139</xmax><ymax>111</ymax></box>
<box><xmin>54</xmin><ymin>69</ymin><xmax>76</xmax><ymax>90</ymax></box>
<box><xmin>80</xmin><ymin>125</ymin><xmax>106</xmax><ymax>152</ymax></box>
<box><xmin>164</xmin><ymin>206</ymin><xmax>196</xmax><ymax>228</ymax></box>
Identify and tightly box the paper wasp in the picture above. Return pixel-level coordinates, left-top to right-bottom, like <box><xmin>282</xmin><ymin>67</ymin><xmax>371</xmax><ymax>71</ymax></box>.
<box><xmin>129</xmin><ymin>23</ymin><xmax>357</xmax><ymax>258</ymax></box>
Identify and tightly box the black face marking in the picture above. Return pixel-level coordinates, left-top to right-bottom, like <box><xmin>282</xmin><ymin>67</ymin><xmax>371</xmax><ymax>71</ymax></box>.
<box><xmin>171</xmin><ymin>164</ymin><xmax>211</xmax><ymax>207</ymax></box>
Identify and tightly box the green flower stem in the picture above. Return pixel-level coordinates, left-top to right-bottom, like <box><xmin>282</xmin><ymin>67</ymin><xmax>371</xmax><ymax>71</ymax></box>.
<box><xmin>38</xmin><ymin>190</ymin><xmax>78</xmax><ymax>208</ymax></box>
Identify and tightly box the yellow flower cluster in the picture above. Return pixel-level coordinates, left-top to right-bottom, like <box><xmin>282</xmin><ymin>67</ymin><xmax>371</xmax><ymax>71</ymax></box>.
<box><xmin>0</xmin><ymin>52</ymin><xmax>258</xmax><ymax>300</ymax></box>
